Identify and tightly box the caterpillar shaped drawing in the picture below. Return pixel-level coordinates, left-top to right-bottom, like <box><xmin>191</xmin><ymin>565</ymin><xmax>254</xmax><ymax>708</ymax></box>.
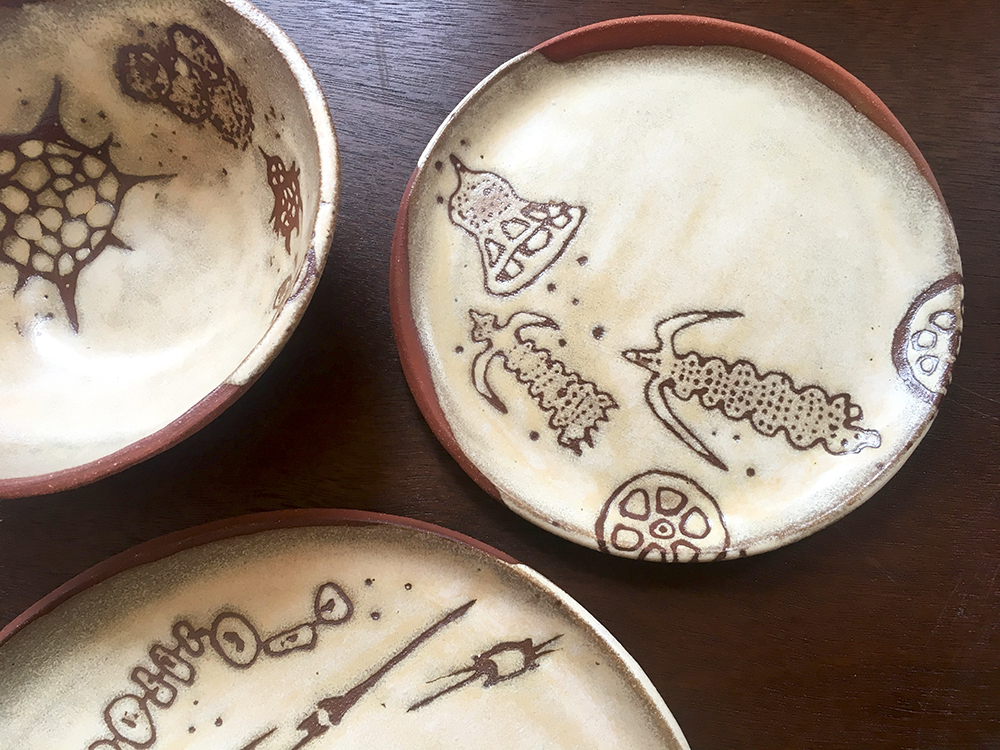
<box><xmin>622</xmin><ymin>311</ymin><xmax>881</xmax><ymax>470</ymax></box>
<box><xmin>469</xmin><ymin>309</ymin><xmax>617</xmax><ymax>455</ymax></box>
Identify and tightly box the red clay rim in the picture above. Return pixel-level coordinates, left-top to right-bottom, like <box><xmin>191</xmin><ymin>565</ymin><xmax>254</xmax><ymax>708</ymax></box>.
<box><xmin>533</xmin><ymin>15</ymin><xmax>942</xmax><ymax>202</ymax></box>
<box><xmin>0</xmin><ymin>508</ymin><xmax>519</xmax><ymax>647</ymax></box>
<box><xmin>390</xmin><ymin>14</ymin><xmax>954</xmax><ymax>536</ymax></box>
<box><xmin>0</xmin><ymin>382</ymin><xmax>243</xmax><ymax>500</ymax></box>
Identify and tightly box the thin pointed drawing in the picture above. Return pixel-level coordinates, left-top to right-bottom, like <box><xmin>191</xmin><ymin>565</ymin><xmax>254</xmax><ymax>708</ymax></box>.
<box><xmin>408</xmin><ymin>635</ymin><xmax>562</xmax><ymax>712</ymax></box>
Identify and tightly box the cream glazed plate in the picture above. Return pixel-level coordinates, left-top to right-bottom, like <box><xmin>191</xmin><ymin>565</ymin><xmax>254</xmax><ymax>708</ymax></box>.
<box><xmin>0</xmin><ymin>510</ymin><xmax>690</xmax><ymax>750</ymax></box>
<box><xmin>0</xmin><ymin>0</ymin><xmax>338</xmax><ymax>497</ymax></box>
<box><xmin>391</xmin><ymin>16</ymin><xmax>963</xmax><ymax>560</ymax></box>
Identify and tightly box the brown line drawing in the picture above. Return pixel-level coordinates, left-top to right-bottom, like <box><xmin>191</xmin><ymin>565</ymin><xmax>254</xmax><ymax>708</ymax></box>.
<box><xmin>210</xmin><ymin>612</ymin><xmax>262</xmax><ymax>669</ymax></box>
<box><xmin>103</xmin><ymin>694</ymin><xmax>156</xmax><ymax>749</ymax></box>
<box><xmin>408</xmin><ymin>635</ymin><xmax>561</xmax><ymax>712</ymax></box>
<box><xmin>596</xmin><ymin>470</ymin><xmax>730</xmax><ymax>562</ymax></box>
<box><xmin>622</xmin><ymin>311</ymin><xmax>881</xmax><ymax>469</ymax></box>
<box><xmin>86</xmin><ymin>582</ymin><xmax>353</xmax><ymax>750</ymax></box>
<box><xmin>288</xmin><ymin>600</ymin><xmax>477</xmax><ymax>749</ymax></box>
<box><xmin>259</xmin><ymin>148</ymin><xmax>302</xmax><ymax>253</ymax></box>
<box><xmin>447</xmin><ymin>156</ymin><xmax>585</xmax><ymax>296</ymax></box>
<box><xmin>237</xmin><ymin>727</ymin><xmax>277</xmax><ymax>750</ymax></box>
<box><xmin>470</xmin><ymin>309</ymin><xmax>617</xmax><ymax>455</ymax></box>
<box><xmin>0</xmin><ymin>79</ymin><xmax>172</xmax><ymax>331</ymax></box>
<box><xmin>891</xmin><ymin>273</ymin><xmax>963</xmax><ymax>405</ymax></box>
<box><xmin>116</xmin><ymin>24</ymin><xmax>254</xmax><ymax>150</ymax></box>
<box><xmin>264</xmin><ymin>581</ymin><xmax>353</xmax><ymax>657</ymax></box>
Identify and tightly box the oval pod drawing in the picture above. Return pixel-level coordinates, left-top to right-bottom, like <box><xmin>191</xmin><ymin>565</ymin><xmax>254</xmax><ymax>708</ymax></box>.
<box><xmin>892</xmin><ymin>273</ymin><xmax>963</xmax><ymax>405</ymax></box>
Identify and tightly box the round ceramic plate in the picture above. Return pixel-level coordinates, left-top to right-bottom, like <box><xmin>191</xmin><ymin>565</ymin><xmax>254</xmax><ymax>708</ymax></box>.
<box><xmin>0</xmin><ymin>510</ymin><xmax>689</xmax><ymax>750</ymax></box>
<box><xmin>0</xmin><ymin>0</ymin><xmax>338</xmax><ymax>497</ymax></box>
<box><xmin>391</xmin><ymin>16</ymin><xmax>963</xmax><ymax>560</ymax></box>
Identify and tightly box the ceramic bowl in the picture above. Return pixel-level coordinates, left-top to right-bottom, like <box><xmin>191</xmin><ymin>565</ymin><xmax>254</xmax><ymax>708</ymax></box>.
<box><xmin>391</xmin><ymin>16</ymin><xmax>962</xmax><ymax>560</ymax></box>
<box><xmin>0</xmin><ymin>510</ymin><xmax>690</xmax><ymax>749</ymax></box>
<box><xmin>0</xmin><ymin>0</ymin><xmax>339</xmax><ymax>497</ymax></box>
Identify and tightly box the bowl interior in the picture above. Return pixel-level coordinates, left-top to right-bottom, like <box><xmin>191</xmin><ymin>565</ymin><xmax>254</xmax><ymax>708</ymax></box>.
<box><xmin>0</xmin><ymin>0</ymin><xmax>335</xmax><ymax>484</ymax></box>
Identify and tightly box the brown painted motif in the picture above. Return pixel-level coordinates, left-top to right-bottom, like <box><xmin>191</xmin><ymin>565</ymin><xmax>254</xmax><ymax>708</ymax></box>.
<box><xmin>622</xmin><ymin>311</ymin><xmax>882</xmax><ymax>470</ymax></box>
<box><xmin>596</xmin><ymin>470</ymin><xmax>730</xmax><ymax>562</ymax></box>
<box><xmin>891</xmin><ymin>273</ymin><xmax>962</xmax><ymax>405</ymax></box>
<box><xmin>84</xmin><ymin>579</ymin><xmax>560</xmax><ymax>750</ymax></box>
<box><xmin>469</xmin><ymin>309</ymin><xmax>617</xmax><ymax>455</ymax></box>
<box><xmin>0</xmin><ymin>80</ymin><xmax>170</xmax><ymax>332</ymax></box>
<box><xmin>260</xmin><ymin>148</ymin><xmax>302</xmax><ymax>253</ymax></box>
<box><xmin>87</xmin><ymin>581</ymin><xmax>353</xmax><ymax>750</ymax></box>
<box><xmin>447</xmin><ymin>156</ymin><xmax>585</xmax><ymax>296</ymax></box>
<box><xmin>116</xmin><ymin>24</ymin><xmax>254</xmax><ymax>150</ymax></box>
<box><xmin>408</xmin><ymin>636</ymin><xmax>561</xmax><ymax>712</ymax></box>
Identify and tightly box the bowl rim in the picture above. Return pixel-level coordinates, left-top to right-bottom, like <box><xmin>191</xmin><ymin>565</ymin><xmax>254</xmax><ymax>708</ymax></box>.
<box><xmin>0</xmin><ymin>0</ymin><xmax>340</xmax><ymax>499</ymax></box>
<box><xmin>389</xmin><ymin>13</ymin><xmax>959</xmax><ymax>559</ymax></box>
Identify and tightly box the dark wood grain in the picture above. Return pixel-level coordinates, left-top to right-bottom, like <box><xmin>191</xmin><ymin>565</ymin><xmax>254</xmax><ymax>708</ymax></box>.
<box><xmin>2</xmin><ymin>2</ymin><xmax>998</xmax><ymax>749</ymax></box>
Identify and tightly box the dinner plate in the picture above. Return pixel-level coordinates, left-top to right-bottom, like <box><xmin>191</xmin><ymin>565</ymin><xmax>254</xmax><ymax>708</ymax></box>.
<box><xmin>0</xmin><ymin>510</ymin><xmax>689</xmax><ymax>749</ymax></box>
<box><xmin>391</xmin><ymin>15</ymin><xmax>962</xmax><ymax>560</ymax></box>
<box><xmin>0</xmin><ymin>0</ymin><xmax>338</xmax><ymax>497</ymax></box>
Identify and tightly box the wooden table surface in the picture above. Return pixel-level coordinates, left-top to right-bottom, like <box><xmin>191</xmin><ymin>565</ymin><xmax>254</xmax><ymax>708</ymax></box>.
<box><xmin>2</xmin><ymin>2</ymin><xmax>998</xmax><ymax>748</ymax></box>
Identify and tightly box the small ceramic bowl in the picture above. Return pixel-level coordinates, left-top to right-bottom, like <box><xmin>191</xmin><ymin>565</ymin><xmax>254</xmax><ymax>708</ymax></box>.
<box><xmin>0</xmin><ymin>510</ymin><xmax>690</xmax><ymax>749</ymax></box>
<box><xmin>391</xmin><ymin>16</ymin><xmax>962</xmax><ymax>560</ymax></box>
<box><xmin>0</xmin><ymin>0</ymin><xmax>339</xmax><ymax>497</ymax></box>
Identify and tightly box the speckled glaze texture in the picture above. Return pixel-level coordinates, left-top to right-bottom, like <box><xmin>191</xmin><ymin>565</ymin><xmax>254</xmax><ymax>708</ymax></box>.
<box><xmin>0</xmin><ymin>511</ymin><xmax>689</xmax><ymax>750</ymax></box>
<box><xmin>391</xmin><ymin>16</ymin><xmax>962</xmax><ymax>560</ymax></box>
<box><xmin>0</xmin><ymin>0</ymin><xmax>339</xmax><ymax>496</ymax></box>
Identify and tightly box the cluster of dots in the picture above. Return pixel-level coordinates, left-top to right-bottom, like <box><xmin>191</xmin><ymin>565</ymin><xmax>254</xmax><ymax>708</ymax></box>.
<box><xmin>664</xmin><ymin>352</ymin><xmax>879</xmax><ymax>454</ymax></box>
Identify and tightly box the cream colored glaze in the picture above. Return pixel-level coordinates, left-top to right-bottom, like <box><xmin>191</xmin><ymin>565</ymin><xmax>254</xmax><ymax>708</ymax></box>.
<box><xmin>0</xmin><ymin>0</ymin><xmax>336</xmax><ymax>479</ymax></box>
<box><xmin>0</xmin><ymin>524</ymin><xmax>688</xmax><ymax>749</ymax></box>
<box><xmin>407</xmin><ymin>47</ymin><xmax>961</xmax><ymax>557</ymax></box>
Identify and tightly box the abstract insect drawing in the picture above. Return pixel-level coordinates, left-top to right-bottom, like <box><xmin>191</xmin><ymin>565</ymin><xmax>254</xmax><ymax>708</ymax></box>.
<box><xmin>447</xmin><ymin>155</ymin><xmax>585</xmax><ymax>296</ymax></box>
<box><xmin>0</xmin><ymin>80</ymin><xmax>171</xmax><ymax>332</ymax></box>
<box><xmin>596</xmin><ymin>470</ymin><xmax>731</xmax><ymax>562</ymax></box>
<box><xmin>116</xmin><ymin>24</ymin><xmax>254</xmax><ymax>150</ymax></box>
<box><xmin>260</xmin><ymin>148</ymin><xmax>303</xmax><ymax>253</ymax></box>
<box><xmin>408</xmin><ymin>636</ymin><xmax>562</xmax><ymax>712</ymax></box>
<box><xmin>622</xmin><ymin>311</ymin><xmax>881</xmax><ymax>470</ymax></box>
<box><xmin>469</xmin><ymin>309</ymin><xmax>617</xmax><ymax>455</ymax></box>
